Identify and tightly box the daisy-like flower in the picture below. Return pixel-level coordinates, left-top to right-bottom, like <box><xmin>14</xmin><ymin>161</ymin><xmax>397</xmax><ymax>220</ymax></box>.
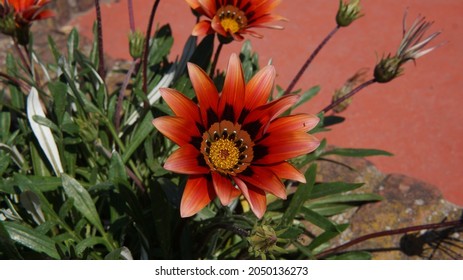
<box><xmin>185</xmin><ymin>0</ymin><xmax>285</xmax><ymax>41</ymax></box>
<box><xmin>152</xmin><ymin>54</ymin><xmax>320</xmax><ymax>218</ymax></box>
<box><xmin>0</xmin><ymin>0</ymin><xmax>53</xmax><ymax>44</ymax></box>
<box><xmin>0</xmin><ymin>0</ymin><xmax>53</xmax><ymax>25</ymax></box>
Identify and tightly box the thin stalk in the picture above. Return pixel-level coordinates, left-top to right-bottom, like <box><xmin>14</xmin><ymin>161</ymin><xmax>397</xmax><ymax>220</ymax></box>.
<box><xmin>0</xmin><ymin>72</ymin><xmax>27</xmax><ymax>90</ymax></box>
<box><xmin>142</xmin><ymin>0</ymin><xmax>161</xmax><ymax>108</ymax></box>
<box><xmin>94</xmin><ymin>0</ymin><xmax>106</xmax><ymax>80</ymax></box>
<box><xmin>209</xmin><ymin>41</ymin><xmax>224</xmax><ymax>78</ymax></box>
<box><xmin>284</xmin><ymin>26</ymin><xmax>340</xmax><ymax>95</ymax></box>
<box><xmin>320</xmin><ymin>78</ymin><xmax>376</xmax><ymax>114</ymax></box>
<box><xmin>315</xmin><ymin>219</ymin><xmax>463</xmax><ymax>259</ymax></box>
<box><xmin>13</xmin><ymin>40</ymin><xmax>31</xmax><ymax>75</ymax></box>
<box><xmin>128</xmin><ymin>0</ymin><xmax>135</xmax><ymax>32</ymax></box>
<box><xmin>115</xmin><ymin>58</ymin><xmax>139</xmax><ymax>132</ymax></box>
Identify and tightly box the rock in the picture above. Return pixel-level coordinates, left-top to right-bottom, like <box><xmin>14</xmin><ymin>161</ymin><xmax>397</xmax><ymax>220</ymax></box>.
<box><xmin>314</xmin><ymin>154</ymin><xmax>463</xmax><ymax>259</ymax></box>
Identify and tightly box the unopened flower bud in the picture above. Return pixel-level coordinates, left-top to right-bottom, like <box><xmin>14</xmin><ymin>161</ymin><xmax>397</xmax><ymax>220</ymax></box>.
<box><xmin>336</xmin><ymin>0</ymin><xmax>363</xmax><ymax>27</ymax></box>
<box><xmin>0</xmin><ymin>12</ymin><xmax>16</xmax><ymax>36</ymax></box>
<box><xmin>332</xmin><ymin>68</ymin><xmax>368</xmax><ymax>113</ymax></box>
<box><xmin>247</xmin><ymin>222</ymin><xmax>286</xmax><ymax>260</ymax></box>
<box><xmin>374</xmin><ymin>55</ymin><xmax>402</xmax><ymax>83</ymax></box>
<box><xmin>129</xmin><ymin>30</ymin><xmax>145</xmax><ymax>59</ymax></box>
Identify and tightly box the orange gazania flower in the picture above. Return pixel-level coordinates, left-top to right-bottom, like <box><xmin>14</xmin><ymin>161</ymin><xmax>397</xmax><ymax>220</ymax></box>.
<box><xmin>1</xmin><ymin>0</ymin><xmax>54</xmax><ymax>25</ymax></box>
<box><xmin>152</xmin><ymin>54</ymin><xmax>320</xmax><ymax>218</ymax></box>
<box><xmin>185</xmin><ymin>0</ymin><xmax>285</xmax><ymax>41</ymax></box>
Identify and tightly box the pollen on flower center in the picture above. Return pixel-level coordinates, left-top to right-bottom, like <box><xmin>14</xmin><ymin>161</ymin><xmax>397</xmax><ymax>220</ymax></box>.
<box><xmin>209</xmin><ymin>139</ymin><xmax>240</xmax><ymax>170</ymax></box>
<box><xmin>201</xmin><ymin>120</ymin><xmax>254</xmax><ymax>175</ymax></box>
<box><xmin>217</xmin><ymin>5</ymin><xmax>247</xmax><ymax>34</ymax></box>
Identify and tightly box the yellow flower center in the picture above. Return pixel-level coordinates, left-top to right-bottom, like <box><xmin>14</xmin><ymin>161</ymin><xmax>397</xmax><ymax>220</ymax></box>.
<box><xmin>201</xmin><ymin>120</ymin><xmax>254</xmax><ymax>175</ymax></box>
<box><xmin>209</xmin><ymin>139</ymin><xmax>240</xmax><ymax>170</ymax></box>
<box><xmin>217</xmin><ymin>5</ymin><xmax>247</xmax><ymax>34</ymax></box>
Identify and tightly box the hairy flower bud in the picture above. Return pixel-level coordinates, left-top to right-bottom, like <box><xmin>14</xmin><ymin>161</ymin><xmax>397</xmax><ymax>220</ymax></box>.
<box><xmin>129</xmin><ymin>30</ymin><xmax>145</xmax><ymax>59</ymax></box>
<box><xmin>247</xmin><ymin>221</ymin><xmax>286</xmax><ymax>260</ymax></box>
<box><xmin>374</xmin><ymin>55</ymin><xmax>402</xmax><ymax>83</ymax></box>
<box><xmin>332</xmin><ymin>68</ymin><xmax>368</xmax><ymax>112</ymax></box>
<box><xmin>336</xmin><ymin>0</ymin><xmax>363</xmax><ymax>27</ymax></box>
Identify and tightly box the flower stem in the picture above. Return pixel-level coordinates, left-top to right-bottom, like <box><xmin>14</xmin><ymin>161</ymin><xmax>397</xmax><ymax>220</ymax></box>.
<box><xmin>13</xmin><ymin>40</ymin><xmax>31</xmax><ymax>75</ymax></box>
<box><xmin>115</xmin><ymin>58</ymin><xmax>139</xmax><ymax>132</ymax></box>
<box><xmin>284</xmin><ymin>26</ymin><xmax>340</xmax><ymax>95</ymax></box>
<box><xmin>315</xmin><ymin>219</ymin><xmax>463</xmax><ymax>259</ymax></box>
<box><xmin>127</xmin><ymin>0</ymin><xmax>135</xmax><ymax>32</ymax></box>
<box><xmin>142</xmin><ymin>0</ymin><xmax>161</xmax><ymax>108</ymax></box>
<box><xmin>209</xmin><ymin>41</ymin><xmax>224</xmax><ymax>78</ymax></box>
<box><xmin>320</xmin><ymin>78</ymin><xmax>376</xmax><ymax>114</ymax></box>
<box><xmin>94</xmin><ymin>0</ymin><xmax>106</xmax><ymax>81</ymax></box>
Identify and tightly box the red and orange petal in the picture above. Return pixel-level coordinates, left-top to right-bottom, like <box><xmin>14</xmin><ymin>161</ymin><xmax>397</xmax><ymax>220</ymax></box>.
<box><xmin>234</xmin><ymin>177</ymin><xmax>267</xmax><ymax>219</ymax></box>
<box><xmin>152</xmin><ymin>116</ymin><xmax>201</xmax><ymax>146</ymax></box>
<box><xmin>180</xmin><ymin>175</ymin><xmax>216</xmax><ymax>217</ymax></box>
<box><xmin>4</xmin><ymin>0</ymin><xmax>54</xmax><ymax>21</ymax></box>
<box><xmin>163</xmin><ymin>145</ymin><xmax>209</xmax><ymax>175</ymax></box>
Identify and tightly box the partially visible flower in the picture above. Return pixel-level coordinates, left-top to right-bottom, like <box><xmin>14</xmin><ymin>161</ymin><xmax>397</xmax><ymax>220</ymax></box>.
<box><xmin>374</xmin><ymin>13</ymin><xmax>442</xmax><ymax>83</ymax></box>
<box><xmin>332</xmin><ymin>68</ymin><xmax>368</xmax><ymax>113</ymax></box>
<box><xmin>152</xmin><ymin>54</ymin><xmax>320</xmax><ymax>218</ymax></box>
<box><xmin>0</xmin><ymin>0</ymin><xmax>54</xmax><ymax>44</ymax></box>
<box><xmin>336</xmin><ymin>0</ymin><xmax>363</xmax><ymax>27</ymax></box>
<box><xmin>185</xmin><ymin>0</ymin><xmax>285</xmax><ymax>42</ymax></box>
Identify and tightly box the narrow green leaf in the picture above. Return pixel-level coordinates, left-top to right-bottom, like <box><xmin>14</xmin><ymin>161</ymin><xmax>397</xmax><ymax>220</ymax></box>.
<box><xmin>67</xmin><ymin>28</ymin><xmax>79</xmax><ymax>63</ymax></box>
<box><xmin>105</xmin><ymin>247</ymin><xmax>133</xmax><ymax>260</ymax></box>
<box><xmin>279</xmin><ymin>164</ymin><xmax>317</xmax><ymax>228</ymax></box>
<box><xmin>3</xmin><ymin>221</ymin><xmax>59</xmax><ymax>259</ymax></box>
<box><xmin>109</xmin><ymin>151</ymin><xmax>128</xmax><ymax>183</ymax></box>
<box><xmin>75</xmin><ymin>237</ymin><xmax>106</xmax><ymax>256</ymax></box>
<box><xmin>309</xmin><ymin>182</ymin><xmax>364</xmax><ymax>199</ymax></box>
<box><xmin>61</xmin><ymin>174</ymin><xmax>104</xmax><ymax>233</ymax></box>
<box><xmin>307</xmin><ymin>224</ymin><xmax>349</xmax><ymax>251</ymax></box>
<box><xmin>48</xmin><ymin>81</ymin><xmax>68</xmax><ymax>126</ymax></box>
<box><xmin>0</xmin><ymin>221</ymin><xmax>23</xmax><ymax>259</ymax></box>
<box><xmin>122</xmin><ymin>111</ymin><xmax>154</xmax><ymax>163</ymax></box>
<box><xmin>300</xmin><ymin>207</ymin><xmax>339</xmax><ymax>232</ymax></box>
<box><xmin>322</xmin><ymin>148</ymin><xmax>393</xmax><ymax>157</ymax></box>
<box><xmin>307</xmin><ymin>193</ymin><xmax>383</xmax><ymax>206</ymax></box>
<box><xmin>292</xmin><ymin>85</ymin><xmax>320</xmax><ymax>109</ymax></box>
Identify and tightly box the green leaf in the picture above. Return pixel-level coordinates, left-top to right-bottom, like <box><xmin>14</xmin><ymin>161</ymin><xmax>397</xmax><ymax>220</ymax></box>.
<box><xmin>307</xmin><ymin>193</ymin><xmax>383</xmax><ymax>206</ymax></box>
<box><xmin>322</xmin><ymin>148</ymin><xmax>393</xmax><ymax>157</ymax></box>
<box><xmin>61</xmin><ymin>174</ymin><xmax>104</xmax><ymax>233</ymax></box>
<box><xmin>300</xmin><ymin>207</ymin><xmax>339</xmax><ymax>232</ymax></box>
<box><xmin>75</xmin><ymin>237</ymin><xmax>106</xmax><ymax>256</ymax></box>
<box><xmin>309</xmin><ymin>182</ymin><xmax>364</xmax><ymax>199</ymax></box>
<box><xmin>326</xmin><ymin>251</ymin><xmax>372</xmax><ymax>260</ymax></box>
<box><xmin>67</xmin><ymin>28</ymin><xmax>79</xmax><ymax>64</ymax></box>
<box><xmin>122</xmin><ymin>111</ymin><xmax>154</xmax><ymax>163</ymax></box>
<box><xmin>105</xmin><ymin>247</ymin><xmax>133</xmax><ymax>260</ymax></box>
<box><xmin>109</xmin><ymin>151</ymin><xmax>128</xmax><ymax>183</ymax></box>
<box><xmin>0</xmin><ymin>221</ymin><xmax>23</xmax><ymax>259</ymax></box>
<box><xmin>2</xmin><ymin>221</ymin><xmax>59</xmax><ymax>259</ymax></box>
<box><xmin>48</xmin><ymin>81</ymin><xmax>68</xmax><ymax>126</ymax></box>
<box><xmin>292</xmin><ymin>86</ymin><xmax>320</xmax><ymax>109</ymax></box>
<box><xmin>308</xmin><ymin>203</ymin><xmax>356</xmax><ymax>217</ymax></box>
<box><xmin>47</xmin><ymin>35</ymin><xmax>62</xmax><ymax>63</ymax></box>
<box><xmin>279</xmin><ymin>164</ymin><xmax>317</xmax><ymax>228</ymax></box>
<box><xmin>32</xmin><ymin>115</ymin><xmax>60</xmax><ymax>134</ymax></box>
<box><xmin>307</xmin><ymin>224</ymin><xmax>349</xmax><ymax>251</ymax></box>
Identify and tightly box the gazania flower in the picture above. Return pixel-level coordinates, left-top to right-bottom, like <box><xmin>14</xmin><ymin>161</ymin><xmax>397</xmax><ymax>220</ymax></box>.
<box><xmin>185</xmin><ymin>0</ymin><xmax>285</xmax><ymax>41</ymax></box>
<box><xmin>0</xmin><ymin>0</ymin><xmax>53</xmax><ymax>44</ymax></box>
<box><xmin>152</xmin><ymin>54</ymin><xmax>320</xmax><ymax>218</ymax></box>
<box><xmin>0</xmin><ymin>0</ymin><xmax>53</xmax><ymax>25</ymax></box>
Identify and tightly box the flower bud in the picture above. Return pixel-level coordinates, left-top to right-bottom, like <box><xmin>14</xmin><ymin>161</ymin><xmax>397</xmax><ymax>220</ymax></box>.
<box><xmin>336</xmin><ymin>0</ymin><xmax>363</xmax><ymax>27</ymax></box>
<box><xmin>374</xmin><ymin>55</ymin><xmax>403</xmax><ymax>83</ymax></box>
<box><xmin>332</xmin><ymin>68</ymin><xmax>368</xmax><ymax>113</ymax></box>
<box><xmin>0</xmin><ymin>12</ymin><xmax>16</xmax><ymax>36</ymax></box>
<box><xmin>129</xmin><ymin>30</ymin><xmax>145</xmax><ymax>59</ymax></box>
<box><xmin>247</xmin><ymin>222</ymin><xmax>286</xmax><ymax>260</ymax></box>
